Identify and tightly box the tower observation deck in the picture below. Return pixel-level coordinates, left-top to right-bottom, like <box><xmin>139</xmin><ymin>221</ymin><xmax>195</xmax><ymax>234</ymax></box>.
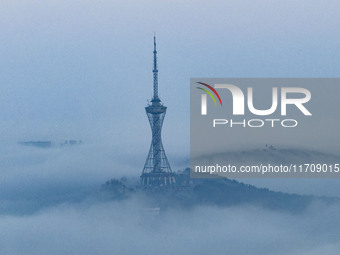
<box><xmin>141</xmin><ymin>36</ymin><xmax>176</xmax><ymax>189</ymax></box>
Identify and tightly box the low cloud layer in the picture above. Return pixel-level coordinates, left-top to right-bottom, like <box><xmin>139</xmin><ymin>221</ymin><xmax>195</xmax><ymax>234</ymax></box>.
<box><xmin>0</xmin><ymin>143</ymin><xmax>339</xmax><ymax>254</ymax></box>
<box><xmin>1</xmin><ymin>197</ymin><xmax>340</xmax><ymax>255</ymax></box>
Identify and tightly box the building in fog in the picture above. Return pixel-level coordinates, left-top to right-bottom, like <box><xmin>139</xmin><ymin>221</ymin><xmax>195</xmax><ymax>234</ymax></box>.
<box><xmin>140</xmin><ymin>37</ymin><xmax>176</xmax><ymax>189</ymax></box>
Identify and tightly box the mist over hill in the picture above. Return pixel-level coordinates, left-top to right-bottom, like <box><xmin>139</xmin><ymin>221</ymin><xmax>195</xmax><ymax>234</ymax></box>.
<box><xmin>2</xmin><ymin>145</ymin><xmax>340</xmax><ymax>216</ymax></box>
<box><xmin>102</xmin><ymin>168</ymin><xmax>339</xmax><ymax>214</ymax></box>
<box><xmin>1</xmin><ymin>144</ymin><xmax>340</xmax><ymax>254</ymax></box>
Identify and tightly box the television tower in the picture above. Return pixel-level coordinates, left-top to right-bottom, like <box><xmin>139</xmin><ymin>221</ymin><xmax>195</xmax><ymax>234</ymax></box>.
<box><xmin>141</xmin><ymin>36</ymin><xmax>176</xmax><ymax>189</ymax></box>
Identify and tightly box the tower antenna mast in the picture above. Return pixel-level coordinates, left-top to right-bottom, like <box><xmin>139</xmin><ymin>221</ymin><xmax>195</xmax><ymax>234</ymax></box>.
<box><xmin>152</xmin><ymin>35</ymin><xmax>159</xmax><ymax>101</ymax></box>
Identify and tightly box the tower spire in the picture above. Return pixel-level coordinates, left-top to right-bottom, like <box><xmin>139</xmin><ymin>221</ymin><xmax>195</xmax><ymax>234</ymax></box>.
<box><xmin>152</xmin><ymin>35</ymin><xmax>159</xmax><ymax>102</ymax></box>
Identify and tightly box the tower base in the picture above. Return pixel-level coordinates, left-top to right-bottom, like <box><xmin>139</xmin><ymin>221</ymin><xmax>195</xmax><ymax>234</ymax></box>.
<box><xmin>141</xmin><ymin>172</ymin><xmax>176</xmax><ymax>189</ymax></box>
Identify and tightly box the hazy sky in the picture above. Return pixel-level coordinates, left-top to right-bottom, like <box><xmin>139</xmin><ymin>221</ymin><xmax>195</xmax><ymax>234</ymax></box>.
<box><xmin>1</xmin><ymin>0</ymin><xmax>339</xmax><ymax>152</ymax></box>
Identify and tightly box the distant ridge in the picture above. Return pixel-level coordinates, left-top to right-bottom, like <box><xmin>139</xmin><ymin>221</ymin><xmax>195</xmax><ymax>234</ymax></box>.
<box><xmin>196</xmin><ymin>147</ymin><xmax>340</xmax><ymax>166</ymax></box>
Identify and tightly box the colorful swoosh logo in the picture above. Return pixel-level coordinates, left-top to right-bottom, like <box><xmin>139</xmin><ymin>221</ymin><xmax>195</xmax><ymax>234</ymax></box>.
<box><xmin>196</xmin><ymin>82</ymin><xmax>222</xmax><ymax>106</ymax></box>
